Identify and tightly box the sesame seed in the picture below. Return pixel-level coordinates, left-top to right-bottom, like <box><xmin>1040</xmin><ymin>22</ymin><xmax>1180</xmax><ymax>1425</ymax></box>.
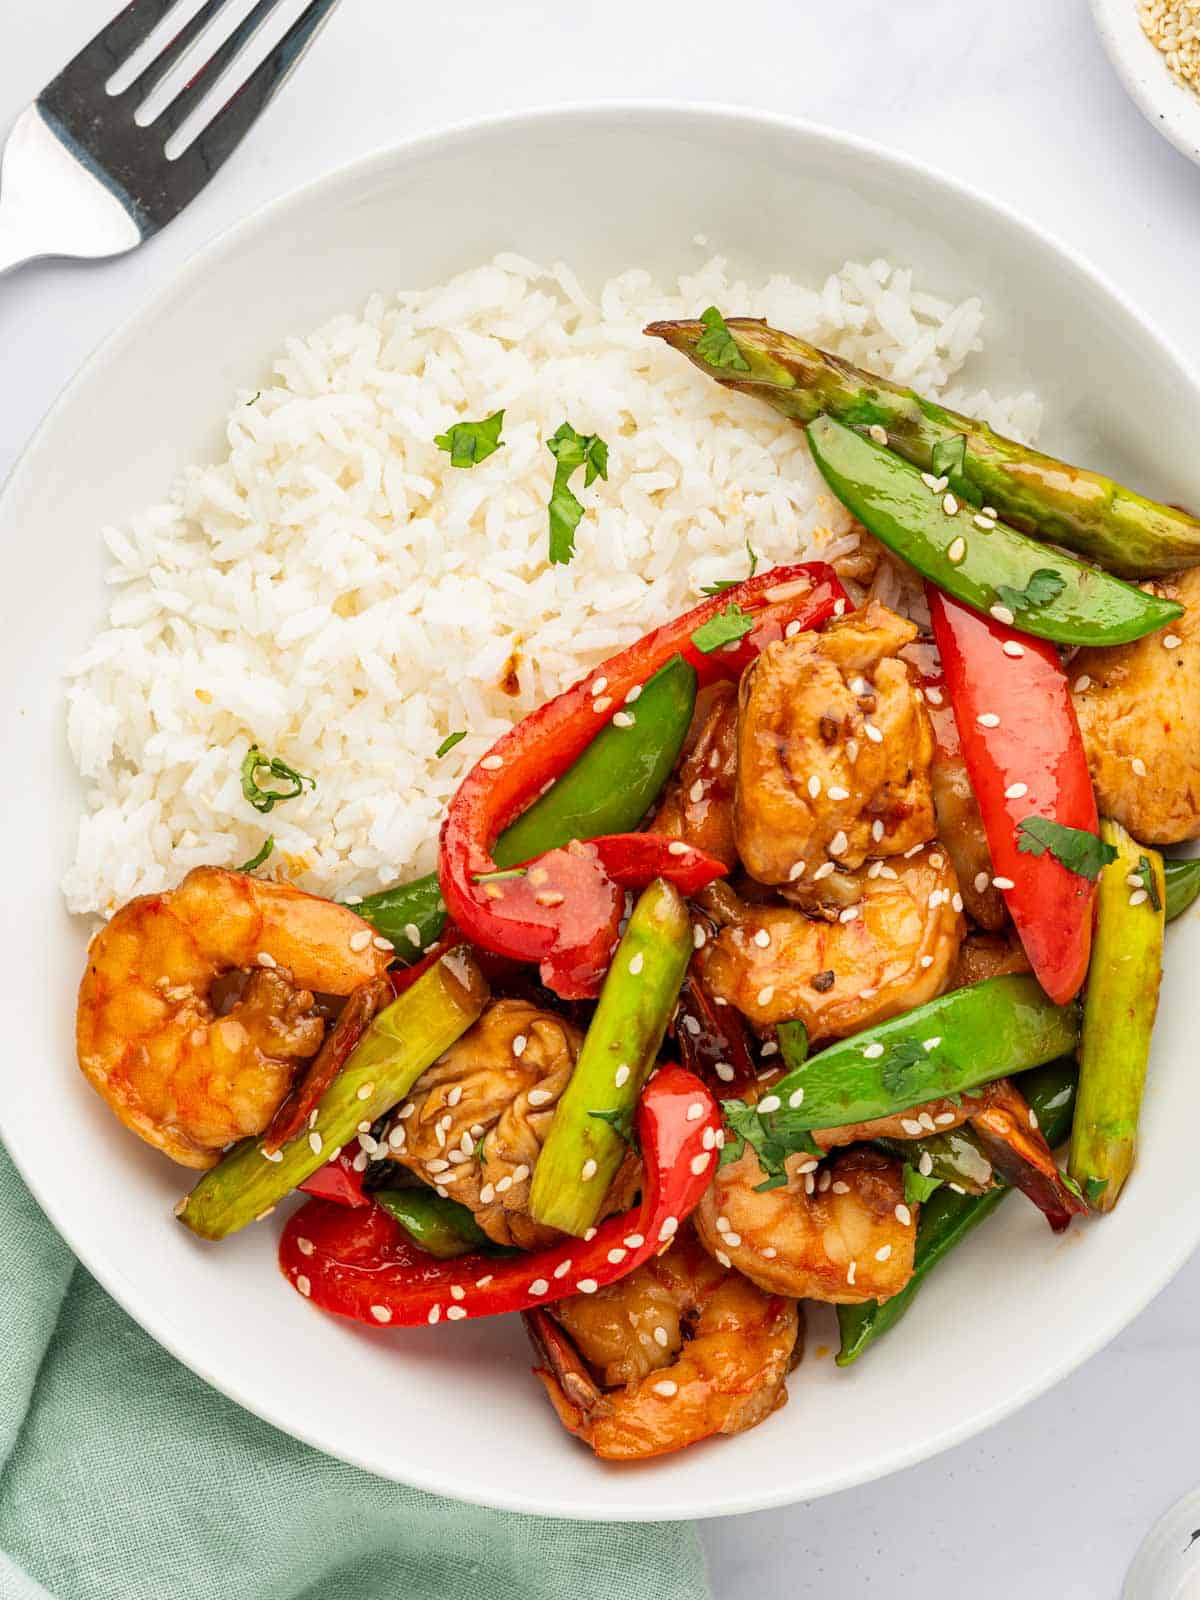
<box><xmin>879</xmin><ymin>864</ymin><xmax>898</xmax><ymax>879</ymax></box>
<box><xmin>684</xmin><ymin>1101</ymin><xmax>706</xmax><ymax>1124</ymax></box>
<box><xmin>1001</xmin><ymin>640</ymin><xmax>1024</xmax><ymax>658</ymax></box>
<box><xmin>982</xmin><ymin>505</ymin><xmax>997</xmax><ymax>517</ymax></box>
<box><xmin>974</xmin><ymin>513</ymin><xmax>997</xmax><ymax>531</ymax></box>
<box><xmin>919</xmin><ymin>1152</ymin><xmax>934</xmax><ymax>1177</ymax></box>
<box><xmin>668</xmin><ymin>840</ymin><xmax>690</xmax><ymax>856</ymax></box>
<box><xmin>480</xmin><ymin>755</ymin><xmax>503</xmax><ymax>770</ymax></box>
<box><xmin>356</xmin><ymin>1084</ymin><xmax>373</xmax><ymax>1101</ymax></box>
<box><xmin>388</xmin><ymin>1126</ymin><xmax>406</xmax><ymax>1149</ymax></box>
<box><xmin>992</xmin><ymin>876</ymin><xmax>1015</xmax><ymax>891</ymax></box>
<box><xmin>613</xmin><ymin>1065</ymin><xmax>631</xmax><ymax>1091</ymax></box>
<box><xmin>308</xmin><ymin>1132</ymin><xmax>323</xmax><ymax>1157</ymax></box>
<box><xmin>921</xmin><ymin>472</ymin><xmax>940</xmax><ymax>490</ymax></box>
<box><xmin>528</xmin><ymin>1087</ymin><xmax>553</xmax><ymax>1107</ymax></box>
<box><xmin>446</xmin><ymin>1305</ymin><xmax>468</xmax><ymax>1321</ymax></box>
<box><xmin>875</xmin><ymin>1244</ymin><xmax>893</xmax><ymax>1262</ymax></box>
<box><xmin>528</xmin><ymin>1278</ymin><xmax>550</xmax><ymax>1296</ymax></box>
<box><xmin>919</xmin><ymin>1112</ymin><xmax>937</xmax><ymax>1131</ymax></box>
<box><xmin>785</xmin><ymin>620</ymin><xmax>802</xmax><ymax>638</ymax></box>
<box><xmin>553</xmin><ymin>1259</ymin><xmax>573</xmax><ymax>1278</ymax></box>
<box><xmin>789</xmin><ymin>860</ymin><xmax>807</xmax><ymax>881</ymax></box>
<box><xmin>797</xmin><ymin>1158</ymin><xmax>819</xmax><ymax>1174</ymax></box>
<box><xmin>349</xmin><ymin>929</ymin><xmax>372</xmax><ymax>952</ymax></box>
<box><xmin>624</xmin><ymin>1233</ymin><xmax>645</xmax><ymax>1248</ymax></box>
<box><xmin>928</xmin><ymin>889</ymin><xmax>945</xmax><ymax>909</ymax></box>
<box><xmin>930</xmin><ymin>852</ymin><xmax>944</xmax><ymax>868</ymax></box>
<box><xmin>1005</xmin><ymin>782</ymin><xmax>1028</xmax><ymax>800</ymax></box>
<box><xmin>869</xmin><ymin>424</ymin><xmax>888</xmax><ymax>445</ymax></box>
<box><xmin>757</xmin><ymin>1094</ymin><xmax>782</xmax><ymax>1114</ymax></box>
<box><xmin>838</xmin><ymin>906</ymin><xmax>860</xmax><ymax>924</ymax></box>
<box><xmin>629</xmin><ymin>951</ymin><xmax>645</xmax><ymax>975</ymax></box>
<box><xmin>372</xmin><ymin>936</ymin><xmax>394</xmax><ymax>952</ymax></box>
<box><xmin>863</xmin><ymin>1043</ymin><xmax>885</xmax><ymax>1060</ymax></box>
<box><xmin>692</xmin><ymin>924</ymin><xmax>707</xmax><ymax>950</ymax></box>
<box><xmin>832</xmin><ymin>1181</ymin><xmax>850</xmax><ymax>1195</ymax></box>
<box><xmin>947</xmin><ymin>535</ymin><xmax>966</xmax><ymax>563</ymax></box>
<box><xmin>659</xmin><ymin>1215</ymin><xmax>679</xmax><ymax>1240</ymax></box>
<box><xmin>512</xmin><ymin>1164</ymin><xmax>530</xmax><ymax>1183</ymax></box>
<box><xmin>715</xmin><ymin>1062</ymin><xmax>735</xmax><ymax>1082</ymax></box>
<box><xmin>581</xmin><ymin>1159</ymin><xmax>598</xmax><ymax>1181</ymax></box>
<box><xmin>1132</xmin><ymin>757</ymin><xmax>1148</xmax><ymax>778</ymax></box>
<box><xmin>653</xmin><ymin>1379</ymin><xmax>679</xmax><ymax>1397</ymax></box>
<box><xmin>352</xmin><ymin>1152</ymin><xmax>368</xmax><ymax>1172</ymax></box>
<box><xmin>813</xmin><ymin>861</ymin><xmax>836</xmax><ymax>881</ymax></box>
<box><xmin>871</xmin><ymin>819</ymin><xmax>885</xmax><ymax>843</ymax></box>
<box><xmin>475</xmin><ymin>1275</ymin><xmax>494</xmax><ymax>1289</ymax></box>
<box><xmin>446</xmin><ymin>1085</ymin><xmax>463</xmax><ymax>1107</ymax></box>
<box><xmin>577</xmin><ymin>1278</ymin><xmax>599</xmax><ymax>1295</ymax></box>
<box><xmin>425</xmin><ymin>1158</ymin><xmax>450</xmax><ymax>1174</ymax></box>
<box><xmin>370</xmin><ymin>1304</ymin><xmax>392</xmax><ymax>1323</ymax></box>
<box><xmin>847</xmin><ymin>738</ymin><xmax>860</xmax><ymax>761</ymax></box>
<box><xmin>1074</xmin><ymin>674</ymin><xmax>1092</xmax><ymax>693</ymax></box>
<box><xmin>829</xmin><ymin>829</ymin><xmax>849</xmax><ymax>856</ymax></box>
<box><xmin>923</xmin><ymin>1036</ymin><xmax>942</xmax><ymax>1051</ymax></box>
<box><xmin>256</xmin><ymin>950</ymin><xmax>277</xmax><ymax>969</ymax></box>
<box><xmin>1029</xmin><ymin>1109</ymin><xmax>1040</xmax><ymax>1130</ymax></box>
<box><xmin>807</xmin><ymin>775</ymin><xmax>822</xmax><ymax>799</ymax></box>
<box><xmin>847</xmin><ymin>1260</ymin><xmax>858</xmax><ymax>1285</ymax></box>
<box><xmin>864</xmin><ymin>722</ymin><xmax>883</xmax><ymax>743</ymax></box>
<box><xmin>495</xmin><ymin>1175</ymin><xmax>512</xmax><ymax>1193</ymax></box>
<box><xmin>255</xmin><ymin>1207</ymin><xmax>275</xmax><ymax>1222</ymax></box>
<box><xmin>756</xmin><ymin>985</ymin><xmax>775</xmax><ymax>1006</ymax></box>
<box><xmin>428</xmin><ymin>1305</ymin><xmax>441</xmax><ymax>1324</ymax></box>
<box><xmin>990</xmin><ymin>604</ymin><xmax>1015</xmax><ymax>626</ymax></box>
<box><xmin>592</xmin><ymin>697</ymin><xmax>612</xmax><ymax>714</ymax></box>
<box><xmin>613</xmin><ymin>711</ymin><xmax>635</xmax><ymax>729</ymax></box>
<box><xmin>296</xmin><ymin>1275</ymin><xmax>311</xmax><ymax>1297</ymax></box>
<box><xmin>951</xmin><ymin>892</ymin><xmax>964</xmax><ymax>913</ymax></box>
<box><xmin>920</xmin><ymin>954</ymin><xmax>934</xmax><ymax>968</ymax></box>
<box><xmin>653</xmin><ymin>1325</ymin><xmax>670</xmax><ymax>1347</ymax></box>
<box><xmin>754</xmin><ymin>928</ymin><xmax>771</xmax><ymax>947</ymax></box>
<box><xmin>901</xmin><ymin>1118</ymin><xmax>923</xmax><ymax>1136</ymax></box>
<box><xmin>479</xmin><ymin>1183</ymin><xmax>495</xmax><ymax>1203</ymax></box>
<box><xmin>625</xmin><ymin>684</ymin><xmax>642</xmax><ymax>703</ymax></box>
<box><xmin>974</xmin><ymin>872</ymin><xmax>990</xmax><ymax>893</ymax></box>
<box><xmin>976</xmin><ymin>712</ymin><xmax>1000</xmax><ymax>728</ymax></box>
<box><xmin>260</xmin><ymin>1146</ymin><xmax>283</xmax><ymax>1163</ymax></box>
<box><xmin>925</xmin><ymin>686</ymin><xmax>943</xmax><ymax>706</ymax></box>
<box><xmin>788</xmin><ymin>1087</ymin><xmax>805</xmax><ymax>1109</ymax></box>
<box><xmin>715</xmin><ymin>1248</ymin><xmax>733</xmax><ymax>1267</ymax></box>
<box><xmin>688</xmin><ymin>780</ymin><xmax>705</xmax><ymax>804</ymax></box>
<box><xmin>828</xmin><ymin>786</ymin><xmax>850</xmax><ymax>801</ymax></box>
<box><xmin>935</xmin><ymin>1112</ymin><xmax>957</xmax><ymax>1126</ymax></box>
<box><xmin>859</xmin><ymin>986</ymin><xmax>877</xmax><ymax>1000</ymax></box>
<box><xmin>1164</xmin><ymin>634</ymin><xmax>1182</xmax><ymax>650</ymax></box>
<box><xmin>1129</xmin><ymin>889</ymin><xmax>1149</xmax><ymax>907</ymax></box>
<box><xmin>512</xmin><ymin>1033</ymin><xmax>527</xmax><ymax>1058</ymax></box>
<box><xmin>895</xmin><ymin>1203</ymin><xmax>912</xmax><ymax>1226</ymax></box>
<box><xmin>591</xmin><ymin>677</ymin><xmax>608</xmax><ymax>695</ymax></box>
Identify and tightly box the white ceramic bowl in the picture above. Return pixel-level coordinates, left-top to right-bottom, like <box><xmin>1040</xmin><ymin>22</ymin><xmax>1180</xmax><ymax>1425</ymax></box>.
<box><xmin>3</xmin><ymin>103</ymin><xmax>1200</xmax><ymax>1522</ymax></box>
<box><xmin>1091</xmin><ymin>0</ymin><xmax>1200</xmax><ymax>168</ymax></box>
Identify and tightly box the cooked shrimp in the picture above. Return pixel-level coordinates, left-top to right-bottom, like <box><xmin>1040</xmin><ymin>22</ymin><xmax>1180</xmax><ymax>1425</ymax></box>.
<box><xmin>77</xmin><ymin>866</ymin><xmax>392</xmax><ymax>1169</ymax></box>
<box><xmin>695</xmin><ymin>1142</ymin><xmax>915</xmax><ymax>1303</ymax></box>
<box><xmin>525</xmin><ymin>1228</ymin><xmax>799</xmax><ymax>1460</ymax></box>
<box><xmin>697</xmin><ymin>843</ymin><xmax>964</xmax><ymax>1037</ymax></box>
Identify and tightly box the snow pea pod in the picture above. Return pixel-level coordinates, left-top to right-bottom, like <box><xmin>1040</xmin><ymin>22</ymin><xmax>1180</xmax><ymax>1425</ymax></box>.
<box><xmin>837</xmin><ymin>1059</ymin><xmax>1078</xmax><ymax>1365</ymax></box>
<box><xmin>806</xmin><ymin>417</ymin><xmax>1182</xmax><ymax>647</ymax></box>
<box><xmin>373</xmin><ymin>1189</ymin><xmax>499</xmax><ymax>1258</ymax></box>
<box><xmin>354</xmin><ymin>655</ymin><xmax>697</xmax><ymax>959</ymax></box>
<box><xmin>1164</xmin><ymin>857</ymin><xmax>1200</xmax><ymax>922</ymax></box>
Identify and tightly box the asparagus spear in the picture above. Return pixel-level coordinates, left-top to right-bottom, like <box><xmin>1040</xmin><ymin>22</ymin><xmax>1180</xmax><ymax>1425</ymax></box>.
<box><xmin>177</xmin><ymin>948</ymin><xmax>488</xmax><ymax>1241</ymax></box>
<box><xmin>529</xmin><ymin>878</ymin><xmax>693</xmax><ymax>1235</ymax></box>
<box><xmin>1068</xmin><ymin>821</ymin><xmax>1165</xmax><ymax>1211</ymax></box>
<box><xmin>353</xmin><ymin>655</ymin><xmax>697</xmax><ymax>958</ymax></box>
<box><xmin>837</xmin><ymin>1059</ymin><xmax>1078</xmax><ymax>1364</ymax></box>
<box><xmin>646</xmin><ymin>316</ymin><xmax>1200</xmax><ymax>578</ymax></box>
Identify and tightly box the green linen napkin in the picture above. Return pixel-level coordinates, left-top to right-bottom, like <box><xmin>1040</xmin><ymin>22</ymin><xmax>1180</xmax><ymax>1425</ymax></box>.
<box><xmin>0</xmin><ymin>1147</ymin><xmax>709</xmax><ymax>1600</ymax></box>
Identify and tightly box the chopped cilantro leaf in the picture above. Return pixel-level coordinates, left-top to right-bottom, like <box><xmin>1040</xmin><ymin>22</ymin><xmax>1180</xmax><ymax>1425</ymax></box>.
<box><xmin>546</xmin><ymin>422</ymin><xmax>609</xmax><ymax>564</ymax></box>
<box><xmin>1016</xmin><ymin>817</ymin><xmax>1118</xmax><ymax>881</ymax></box>
<box><xmin>880</xmin><ymin>1039</ymin><xmax>927</xmax><ymax>1100</ymax></box>
<box><xmin>721</xmin><ymin>1098</ymin><xmax>820</xmax><ymax>1188</ymax></box>
<box><xmin>436</xmin><ymin>730</ymin><xmax>467</xmax><ymax>758</ymax></box>
<box><xmin>1085</xmin><ymin>1175</ymin><xmax>1109</xmax><ymax>1206</ymax></box>
<box><xmin>434</xmin><ymin>410</ymin><xmax>505</xmax><ymax>469</ymax></box>
<box><xmin>995</xmin><ymin>568</ymin><xmax>1066</xmax><ymax>615</ymax></box>
<box><xmin>1135</xmin><ymin>854</ymin><xmax>1162</xmax><ymax>912</ymax></box>
<box><xmin>903</xmin><ymin>1165</ymin><xmax>943</xmax><ymax>1205</ymax></box>
<box><xmin>237</xmin><ymin>836</ymin><xmax>274</xmax><ymax>873</ymax></box>
<box><xmin>930</xmin><ymin>433</ymin><xmax>967</xmax><ymax>480</ymax></box>
<box><xmin>1059</xmin><ymin>1169</ymin><xmax>1085</xmax><ymax>1203</ymax></box>
<box><xmin>695</xmin><ymin>306</ymin><xmax>750</xmax><ymax>373</ymax></box>
<box><xmin>587</xmin><ymin>1106</ymin><xmax>637</xmax><ymax>1148</ymax></box>
<box><xmin>700</xmin><ymin>540</ymin><xmax>760</xmax><ymax>595</ymax></box>
<box><xmin>241</xmin><ymin>747</ymin><xmax>315</xmax><ymax>815</ymax></box>
<box><xmin>691</xmin><ymin>603</ymin><xmax>755</xmax><ymax>655</ymax></box>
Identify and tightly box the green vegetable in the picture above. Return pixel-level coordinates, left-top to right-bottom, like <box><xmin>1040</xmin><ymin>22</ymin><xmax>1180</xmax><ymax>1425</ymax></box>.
<box><xmin>240</xmin><ymin>747</ymin><xmax>316</xmax><ymax>814</ymax></box>
<box><xmin>1164</xmin><ymin>857</ymin><xmax>1200</xmax><ymax>921</ymax></box>
<box><xmin>877</xmin><ymin>1126</ymin><xmax>993</xmax><ymax>1195</ymax></box>
<box><xmin>690</xmin><ymin>603</ymin><xmax>754</xmax><ymax>654</ymax></box>
<box><xmin>176</xmin><ymin>949</ymin><xmax>488</xmax><ymax>1241</ymax></box>
<box><xmin>836</xmin><ymin>1059</ymin><xmax>1078</xmax><ymax>1364</ymax></box>
<box><xmin>695</xmin><ymin>306</ymin><xmax>750</xmax><ymax>372</ymax></box>
<box><xmin>434</xmin><ymin>410</ymin><xmax>505</xmax><ymax>468</ymax></box>
<box><xmin>720</xmin><ymin>1099</ymin><xmax>820</xmax><ymax>1189</ymax></box>
<box><xmin>237</xmin><ymin>836</ymin><xmax>274</xmax><ymax>873</ymax></box>
<box><xmin>374</xmin><ymin>1189</ymin><xmax>495</xmax><ymax>1257</ymax></box>
<box><xmin>806</xmin><ymin>417</ymin><xmax>1182</xmax><ymax>648</ymax></box>
<box><xmin>529</xmin><ymin>879</ymin><xmax>693</xmax><ymax>1235</ymax></box>
<box><xmin>1134</xmin><ymin>854</ymin><xmax>1163</xmax><ymax>913</ymax></box>
<box><xmin>776</xmin><ymin>1020</ymin><xmax>809</xmax><ymax>1072</ymax></box>
<box><xmin>1016</xmin><ymin>817</ymin><xmax>1118</xmax><ymax>881</ymax></box>
<box><xmin>903</xmin><ymin>1165</ymin><xmax>943</xmax><ymax>1205</ymax></box>
<box><xmin>1068</xmin><ymin>820</ymin><xmax>1165</xmax><ymax>1211</ymax></box>
<box><xmin>755</xmin><ymin>975</ymin><xmax>1079</xmax><ymax>1145</ymax></box>
<box><xmin>436</xmin><ymin>730</ymin><xmax>467</xmax><ymax>758</ymax></box>
<box><xmin>930</xmin><ymin>434</ymin><xmax>966</xmax><ymax>479</ymax></box>
<box><xmin>354</xmin><ymin>655</ymin><xmax>697</xmax><ymax>958</ymax></box>
<box><xmin>646</xmin><ymin>316</ymin><xmax>1200</xmax><ymax>578</ymax></box>
<box><xmin>546</xmin><ymin>422</ymin><xmax>609</xmax><ymax>565</ymax></box>
<box><xmin>701</xmin><ymin>539</ymin><xmax>758</xmax><ymax>595</ymax></box>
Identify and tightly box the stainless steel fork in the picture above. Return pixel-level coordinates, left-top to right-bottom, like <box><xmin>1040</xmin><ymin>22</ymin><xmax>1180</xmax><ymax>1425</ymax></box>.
<box><xmin>0</xmin><ymin>0</ymin><xmax>341</xmax><ymax>275</ymax></box>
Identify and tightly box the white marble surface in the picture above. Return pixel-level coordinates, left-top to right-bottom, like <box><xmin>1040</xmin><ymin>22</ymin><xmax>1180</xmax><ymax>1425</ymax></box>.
<box><xmin>3</xmin><ymin>0</ymin><xmax>1199</xmax><ymax>1592</ymax></box>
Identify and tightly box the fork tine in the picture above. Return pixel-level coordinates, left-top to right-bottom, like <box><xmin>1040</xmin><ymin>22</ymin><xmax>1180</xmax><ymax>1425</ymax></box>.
<box><xmin>167</xmin><ymin>0</ymin><xmax>340</xmax><ymax>167</ymax></box>
<box><xmin>122</xmin><ymin>0</ymin><xmax>232</xmax><ymax>108</ymax></box>
<box><xmin>153</xmin><ymin>0</ymin><xmax>285</xmax><ymax>138</ymax></box>
<box><xmin>54</xmin><ymin>0</ymin><xmax>182</xmax><ymax>84</ymax></box>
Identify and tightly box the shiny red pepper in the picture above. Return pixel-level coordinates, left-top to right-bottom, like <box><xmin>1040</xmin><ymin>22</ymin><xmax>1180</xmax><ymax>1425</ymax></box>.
<box><xmin>296</xmin><ymin>1146</ymin><xmax>371</xmax><ymax>1209</ymax></box>
<box><xmin>279</xmin><ymin>1065</ymin><xmax>720</xmax><ymax>1326</ymax></box>
<box><xmin>438</xmin><ymin>563</ymin><xmax>847</xmax><ymax>996</ymax></box>
<box><xmin>928</xmin><ymin>588</ymin><xmax>1098</xmax><ymax>1003</ymax></box>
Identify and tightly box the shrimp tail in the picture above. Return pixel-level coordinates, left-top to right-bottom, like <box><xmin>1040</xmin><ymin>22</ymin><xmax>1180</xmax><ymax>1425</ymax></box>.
<box><xmin>523</xmin><ymin>1308</ymin><xmax>613</xmax><ymax>1427</ymax></box>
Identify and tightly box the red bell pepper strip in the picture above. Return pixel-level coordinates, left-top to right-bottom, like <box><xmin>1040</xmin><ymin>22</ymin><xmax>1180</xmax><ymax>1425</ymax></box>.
<box><xmin>438</xmin><ymin>563</ymin><xmax>848</xmax><ymax>996</ymax></box>
<box><xmin>279</xmin><ymin>1064</ymin><xmax>720</xmax><ymax>1327</ymax></box>
<box><xmin>928</xmin><ymin>588</ymin><xmax>1098</xmax><ymax>1003</ymax></box>
<box><xmin>296</xmin><ymin>1146</ymin><xmax>371</xmax><ymax>1209</ymax></box>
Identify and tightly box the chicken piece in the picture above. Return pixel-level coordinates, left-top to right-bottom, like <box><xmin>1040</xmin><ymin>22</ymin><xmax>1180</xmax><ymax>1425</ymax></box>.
<box><xmin>653</xmin><ymin>682</ymin><xmax>738</xmax><ymax>868</ymax></box>
<box><xmin>386</xmin><ymin>998</ymin><xmax>636</xmax><ymax>1250</ymax></box>
<box><xmin>948</xmin><ymin>930</ymin><xmax>1031</xmax><ymax>992</ymax></box>
<box><xmin>734</xmin><ymin>602</ymin><xmax>936</xmax><ymax>882</ymax></box>
<box><xmin>1072</xmin><ymin>565</ymin><xmax>1200</xmax><ymax>843</ymax></box>
<box><xmin>697</xmin><ymin>843</ymin><xmax>964</xmax><ymax>1038</ymax></box>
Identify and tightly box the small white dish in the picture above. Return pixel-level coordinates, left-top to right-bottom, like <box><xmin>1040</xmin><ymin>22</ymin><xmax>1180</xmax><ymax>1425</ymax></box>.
<box><xmin>1091</xmin><ymin>0</ymin><xmax>1200</xmax><ymax>168</ymax></box>
<box><xmin>1125</xmin><ymin>1487</ymin><xmax>1200</xmax><ymax>1597</ymax></box>
<box><xmin>4</xmin><ymin>102</ymin><xmax>1200</xmax><ymax>1521</ymax></box>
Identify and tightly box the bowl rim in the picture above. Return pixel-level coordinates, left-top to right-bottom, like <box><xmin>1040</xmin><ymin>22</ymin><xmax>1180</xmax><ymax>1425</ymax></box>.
<box><xmin>1089</xmin><ymin>0</ymin><xmax>1200</xmax><ymax>169</ymax></box>
<box><xmin>7</xmin><ymin>97</ymin><xmax>1200</xmax><ymax>1520</ymax></box>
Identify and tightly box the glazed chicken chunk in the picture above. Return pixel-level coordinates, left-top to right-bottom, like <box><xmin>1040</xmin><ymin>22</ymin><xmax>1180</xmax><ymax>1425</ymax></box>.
<box><xmin>1072</xmin><ymin>564</ymin><xmax>1200</xmax><ymax>843</ymax></box>
<box><xmin>697</xmin><ymin>842</ymin><xmax>964</xmax><ymax>1038</ymax></box>
<box><xmin>386</xmin><ymin>997</ymin><xmax>635</xmax><ymax>1250</ymax></box>
<box><xmin>734</xmin><ymin>602</ymin><xmax>936</xmax><ymax>882</ymax></box>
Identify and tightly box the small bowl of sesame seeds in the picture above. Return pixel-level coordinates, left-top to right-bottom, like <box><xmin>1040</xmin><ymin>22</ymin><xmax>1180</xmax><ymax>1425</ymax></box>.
<box><xmin>1092</xmin><ymin>0</ymin><xmax>1200</xmax><ymax>167</ymax></box>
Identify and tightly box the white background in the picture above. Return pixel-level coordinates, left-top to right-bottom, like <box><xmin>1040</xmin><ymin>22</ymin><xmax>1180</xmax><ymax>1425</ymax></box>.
<box><xmin>4</xmin><ymin>1</ymin><xmax>1199</xmax><ymax>1594</ymax></box>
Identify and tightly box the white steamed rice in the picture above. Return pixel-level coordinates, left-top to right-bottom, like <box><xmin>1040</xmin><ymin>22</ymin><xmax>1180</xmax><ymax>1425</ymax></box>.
<box><xmin>62</xmin><ymin>253</ymin><xmax>1042</xmax><ymax>916</ymax></box>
